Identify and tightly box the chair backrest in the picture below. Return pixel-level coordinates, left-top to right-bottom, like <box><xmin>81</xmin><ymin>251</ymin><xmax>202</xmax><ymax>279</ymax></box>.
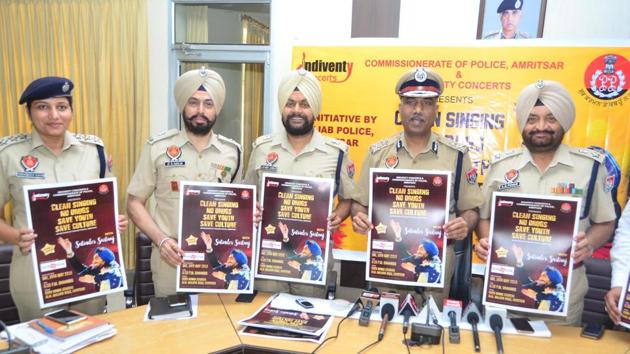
<box><xmin>582</xmin><ymin>257</ymin><xmax>614</xmax><ymax>328</ymax></box>
<box><xmin>136</xmin><ymin>233</ymin><xmax>155</xmax><ymax>306</ymax></box>
<box><xmin>0</xmin><ymin>245</ymin><xmax>19</xmax><ymax>325</ymax></box>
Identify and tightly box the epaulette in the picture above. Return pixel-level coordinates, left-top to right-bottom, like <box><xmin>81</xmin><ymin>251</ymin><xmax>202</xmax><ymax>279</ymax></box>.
<box><xmin>0</xmin><ymin>133</ymin><xmax>28</xmax><ymax>152</ymax></box>
<box><xmin>572</xmin><ymin>147</ymin><xmax>605</xmax><ymax>163</ymax></box>
<box><xmin>436</xmin><ymin>135</ymin><xmax>468</xmax><ymax>153</ymax></box>
<box><xmin>73</xmin><ymin>133</ymin><xmax>104</xmax><ymax>146</ymax></box>
<box><xmin>369</xmin><ymin>136</ymin><xmax>396</xmax><ymax>155</ymax></box>
<box><xmin>252</xmin><ymin>134</ymin><xmax>273</xmax><ymax>148</ymax></box>
<box><xmin>217</xmin><ymin>134</ymin><xmax>242</xmax><ymax>150</ymax></box>
<box><xmin>490</xmin><ymin>148</ymin><xmax>521</xmax><ymax>164</ymax></box>
<box><xmin>147</xmin><ymin>129</ymin><xmax>178</xmax><ymax>145</ymax></box>
<box><xmin>324</xmin><ymin>137</ymin><xmax>348</xmax><ymax>153</ymax></box>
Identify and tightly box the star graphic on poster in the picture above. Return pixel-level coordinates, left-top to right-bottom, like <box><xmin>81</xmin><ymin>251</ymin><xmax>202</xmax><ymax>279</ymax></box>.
<box><xmin>264</xmin><ymin>224</ymin><xmax>276</xmax><ymax>234</ymax></box>
<box><xmin>185</xmin><ymin>235</ymin><xmax>198</xmax><ymax>246</ymax></box>
<box><xmin>495</xmin><ymin>246</ymin><xmax>509</xmax><ymax>258</ymax></box>
<box><xmin>41</xmin><ymin>243</ymin><xmax>56</xmax><ymax>256</ymax></box>
<box><xmin>375</xmin><ymin>222</ymin><xmax>387</xmax><ymax>234</ymax></box>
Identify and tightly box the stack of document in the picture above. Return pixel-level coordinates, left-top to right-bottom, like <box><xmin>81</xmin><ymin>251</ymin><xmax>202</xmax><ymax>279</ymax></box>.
<box><xmin>5</xmin><ymin>319</ymin><xmax>115</xmax><ymax>354</ymax></box>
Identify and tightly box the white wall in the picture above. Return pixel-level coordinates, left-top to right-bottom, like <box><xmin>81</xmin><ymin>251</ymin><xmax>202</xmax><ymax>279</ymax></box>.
<box><xmin>148</xmin><ymin>0</ymin><xmax>630</xmax><ymax>135</ymax></box>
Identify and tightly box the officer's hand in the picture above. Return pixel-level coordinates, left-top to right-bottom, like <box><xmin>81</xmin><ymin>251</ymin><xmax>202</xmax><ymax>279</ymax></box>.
<box><xmin>572</xmin><ymin>232</ymin><xmax>592</xmax><ymax>265</ymax></box>
<box><xmin>352</xmin><ymin>212</ymin><xmax>372</xmax><ymax>234</ymax></box>
<box><xmin>474</xmin><ymin>237</ymin><xmax>490</xmax><ymax>261</ymax></box>
<box><xmin>254</xmin><ymin>202</ymin><xmax>263</xmax><ymax>225</ymax></box>
<box><xmin>159</xmin><ymin>238</ymin><xmax>184</xmax><ymax>267</ymax></box>
<box><xmin>327</xmin><ymin>212</ymin><xmax>342</xmax><ymax>232</ymax></box>
<box><xmin>443</xmin><ymin>217</ymin><xmax>469</xmax><ymax>241</ymax></box>
<box><xmin>17</xmin><ymin>229</ymin><xmax>37</xmax><ymax>254</ymax></box>
<box><xmin>117</xmin><ymin>214</ymin><xmax>128</xmax><ymax>233</ymax></box>
<box><xmin>604</xmin><ymin>287</ymin><xmax>622</xmax><ymax>324</ymax></box>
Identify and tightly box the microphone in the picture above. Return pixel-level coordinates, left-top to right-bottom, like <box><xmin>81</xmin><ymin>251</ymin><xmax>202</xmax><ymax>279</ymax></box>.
<box><xmin>359</xmin><ymin>288</ymin><xmax>380</xmax><ymax>327</ymax></box>
<box><xmin>466</xmin><ymin>312</ymin><xmax>481</xmax><ymax>352</ymax></box>
<box><xmin>490</xmin><ymin>314</ymin><xmax>504</xmax><ymax>354</ymax></box>
<box><xmin>326</xmin><ymin>270</ymin><xmax>337</xmax><ymax>300</ymax></box>
<box><xmin>378</xmin><ymin>303</ymin><xmax>395</xmax><ymax>341</ymax></box>
<box><xmin>398</xmin><ymin>294</ymin><xmax>419</xmax><ymax>334</ymax></box>
<box><xmin>346</xmin><ymin>298</ymin><xmax>363</xmax><ymax>317</ymax></box>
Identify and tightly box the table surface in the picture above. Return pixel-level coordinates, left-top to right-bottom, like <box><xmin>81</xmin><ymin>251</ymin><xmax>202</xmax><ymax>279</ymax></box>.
<box><xmin>76</xmin><ymin>292</ymin><xmax>630</xmax><ymax>354</ymax></box>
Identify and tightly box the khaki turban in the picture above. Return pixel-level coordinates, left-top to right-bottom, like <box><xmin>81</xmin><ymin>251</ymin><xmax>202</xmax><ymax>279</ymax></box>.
<box><xmin>174</xmin><ymin>68</ymin><xmax>226</xmax><ymax>114</ymax></box>
<box><xmin>277</xmin><ymin>69</ymin><xmax>322</xmax><ymax>117</ymax></box>
<box><xmin>515</xmin><ymin>80</ymin><xmax>576</xmax><ymax>132</ymax></box>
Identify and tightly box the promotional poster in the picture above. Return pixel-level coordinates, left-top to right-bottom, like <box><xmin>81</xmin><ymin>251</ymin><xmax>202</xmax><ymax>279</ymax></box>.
<box><xmin>238</xmin><ymin>295</ymin><xmax>333</xmax><ymax>337</ymax></box>
<box><xmin>176</xmin><ymin>182</ymin><xmax>256</xmax><ymax>294</ymax></box>
<box><xmin>617</xmin><ymin>271</ymin><xmax>630</xmax><ymax>329</ymax></box>
<box><xmin>24</xmin><ymin>178</ymin><xmax>126</xmax><ymax>308</ymax></box>
<box><xmin>367</xmin><ymin>169</ymin><xmax>450</xmax><ymax>287</ymax></box>
<box><xmin>256</xmin><ymin>174</ymin><xmax>333</xmax><ymax>285</ymax></box>
<box><xmin>483</xmin><ymin>192</ymin><xmax>580</xmax><ymax>316</ymax></box>
<box><xmin>290</xmin><ymin>46</ymin><xmax>630</xmax><ymax>260</ymax></box>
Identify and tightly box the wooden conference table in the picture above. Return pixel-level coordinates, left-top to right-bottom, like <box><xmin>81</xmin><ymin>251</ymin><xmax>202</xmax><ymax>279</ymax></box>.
<box><xmin>80</xmin><ymin>292</ymin><xmax>630</xmax><ymax>354</ymax></box>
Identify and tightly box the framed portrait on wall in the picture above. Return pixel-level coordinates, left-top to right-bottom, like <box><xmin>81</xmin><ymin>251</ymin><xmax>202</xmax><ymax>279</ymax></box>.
<box><xmin>477</xmin><ymin>0</ymin><xmax>547</xmax><ymax>39</ymax></box>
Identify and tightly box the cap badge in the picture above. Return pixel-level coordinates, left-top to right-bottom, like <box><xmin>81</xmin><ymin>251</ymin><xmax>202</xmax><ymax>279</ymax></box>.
<box><xmin>535</xmin><ymin>80</ymin><xmax>545</xmax><ymax>89</ymax></box>
<box><xmin>62</xmin><ymin>82</ymin><xmax>70</xmax><ymax>93</ymax></box>
<box><xmin>414</xmin><ymin>68</ymin><xmax>427</xmax><ymax>82</ymax></box>
<box><xmin>297</xmin><ymin>67</ymin><xmax>307</xmax><ymax>76</ymax></box>
<box><xmin>199</xmin><ymin>66</ymin><xmax>208</xmax><ymax>77</ymax></box>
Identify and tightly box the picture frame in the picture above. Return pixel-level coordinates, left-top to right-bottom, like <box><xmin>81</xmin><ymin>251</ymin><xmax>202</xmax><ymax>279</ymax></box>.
<box><xmin>477</xmin><ymin>0</ymin><xmax>547</xmax><ymax>39</ymax></box>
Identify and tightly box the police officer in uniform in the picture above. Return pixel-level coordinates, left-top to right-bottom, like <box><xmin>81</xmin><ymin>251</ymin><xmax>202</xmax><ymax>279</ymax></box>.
<box><xmin>484</xmin><ymin>0</ymin><xmax>530</xmax><ymax>39</ymax></box>
<box><xmin>352</xmin><ymin>68</ymin><xmax>483</xmax><ymax>304</ymax></box>
<box><xmin>475</xmin><ymin>80</ymin><xmax>617</xmax><ymax>325</ymax></box>
<box><xmin>0</xmin><ymin>77</ymin><xmax>127</xmax><ymax>321</ymax></box>
<box><xmin>127</xmin><ymin>68</ymin><xmax>245</xmax><ymax>297</ymax></box>
<box><xmin>244</xmin><ymin>69</ymin><xmax>358</xmax><ymax>297</ymax></box>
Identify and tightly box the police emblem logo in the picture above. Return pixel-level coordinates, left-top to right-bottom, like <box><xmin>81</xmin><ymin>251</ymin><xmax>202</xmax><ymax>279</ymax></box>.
<box><xmin>199</xmin><ymin>66</ymin><xmax>209</xmax><ymax>77</ymax></box>
<box><xmin>584</xmin><ymin>54</ymin><xmax>629</xmax><ymax>100</ymax></box>
<box><xmin>241</xmin><ymin>190</ymin><xmax>251</xmax><ymax>199</ymax></box>
<box><xmin>560</xmin><ymin>202</ymin><xmax>572</xmax><ymax>213</ymax></box>
<box><xmin>62</xmin><ymin>82</ymin><xmax>70</xmax><ymax>93</ymax></box>
<box><xmin>385</xmin><ymin>155</ymin><xmax>398</xmax><ymax>169</ymax></box>
<box><xmin>164</xmin><ymin>145</ymin><xmax>185</xmax><ymax>167</ymax></box>
<box><xmin>347</xmin><ymin>161</ymin><xmax>355</xmax><ymax>178</ymax></box>
<box><xmin>17</xmin><ymin>155</ymin><xmax>45</xmax><ymax>179</ymax></box>
<box><xmin>432</xmin><ymin>176</ymin><xmax>444</xmax><ymax>187</ymax></box>
<box><xmin>535</xmin><ymin>80</ymin><xmax>545</xmax><ymax>89</ymax></box>
<box><xmin>515</xmin><ymin>0</ymin><xmax>522</xmax><ymax>8</ymax></box>
<box><xmin>261</xmin><ymin>151</ymin><xmax>279</xmax><ymax>171</ymax></box>
<box><xmin>498</xmin><ymin>169</ymin><xmax>520</xmax><ymax>190</ymax></box>
<box><xmin>98</xmin><ymin>183</ymin><xmax>110</xmax><ymax>195</ymax></box>
<box><xmin>465</xmin><ymin>168</ymin><xmax>478</xmax><ymax>184</ymax></box>
<box><xmin>414</xmin><ymin>68</ymin><xmax>427</xmax><ymax>82</ymax></box>
<box><xmin>297</xmin><ymin>67</ymin><xmax>308</xmax><ymax>76</ymax></box>
<box><xmin>604</xmin><ymin>175</ymin><xmax>615</xmax><ymax>193</ymax></box>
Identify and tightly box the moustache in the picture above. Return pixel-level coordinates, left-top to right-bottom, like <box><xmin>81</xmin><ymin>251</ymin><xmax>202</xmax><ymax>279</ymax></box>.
<box><xmin>188</xmin><ymin>114</ymin><xmax>211</xmax><ymax>122</ymax></box>
<box><xmin>286</xmin><ymin>114</ymin><xmax>308</xmax><ymax>121</ymax></box>
<box><xmin>528</xmin><ymin>129</ymin><xmax>555</xmax><ymax>136</ymax></box>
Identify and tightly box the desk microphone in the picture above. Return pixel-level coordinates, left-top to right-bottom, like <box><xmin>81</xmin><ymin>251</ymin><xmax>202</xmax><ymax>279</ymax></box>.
<box><xmin>490</xmin><ymin>314</ymin><xmax>504</xmax><ymax>354</ymax></box>
<box><xmin>346</xmin><ymin>298</ymin><xmax>363</xmax><ymax>318</ymax></box>
<box><xmin>398</xmin><ymin>294</ymin><xmax>419</xmax><ymax>334</ymax></box>
<box><xmin>378</xmin><ymin>303</ymin><xmax>395</xmax><ymax>341</ymax></box>
<box><xmin>466</xmin><ymin>312</ymin><xmax>481</xmax><ymax>352</ymax></box>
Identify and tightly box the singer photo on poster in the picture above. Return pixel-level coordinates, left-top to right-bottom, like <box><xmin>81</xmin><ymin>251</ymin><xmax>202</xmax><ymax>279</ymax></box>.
<box><xmin>483</xmin><ymin>192</ymin><xmax>580</xmax><ymax>316</ymax></box>
<box><xmin>367</xmin><ymin>169</ymin><xmax>450</xmax><ymax>287</ymax></box>
<box><xmin>24</xmin><ymin>178</ymin><xmax>126</xmax><ymax>308</ymax></box>
<box><xmin>176</xmin><ymin>182</ymin><xmax>256</xmax><ymax>294</ymax></box>
<box><xmin>617</xmin><ymin>271</ymin><xmax>630</xmax><ymax>329</ymax></box>
<box><xmin>256</xmin><ymin>174</ymin><xmax>333</xmax><ymax>285</ymax></box>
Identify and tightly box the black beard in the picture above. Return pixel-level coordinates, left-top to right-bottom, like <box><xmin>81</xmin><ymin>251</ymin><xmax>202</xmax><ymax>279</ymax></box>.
<box><xmin>282</xmin><ymin>113</ymin><xmax>314</xmax><ymax>136</ymax></box>
<box><xmin>522</xmin><ymin>129</ymin><xmax>564</xmax><ymax>153</ymax></box>
<box><xmin>183</xmin><ymin>112</ymin><xmax>214</xmax><ymax>136</ymax></box>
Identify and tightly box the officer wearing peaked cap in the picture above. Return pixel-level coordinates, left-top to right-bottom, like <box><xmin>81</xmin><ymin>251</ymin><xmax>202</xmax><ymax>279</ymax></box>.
<box><xmin>127</xmin><ymin>67</ymin><xmax>259</xmax><ymax>297</ymax></box>
<box><xmin>475</xmin><ymin>80</ymin><xmax>617</xmax><ymax>325</ymax></box>
<box><xmin>483</xmin><ymin>0</ymin><xmax>530</xmax><ymax>39</ymax></box>
<box><xmin>243</xmin><ymin>69</ymin><xmax>358</xmax><ymax>297</ymax></box>
<box><xmin>0</xmin><ymin>76</ymin><xmax>128</xmax><ymax>321</ymax></box>
<box><xmin>351</xmin><ymin>68</ymin><xmax>482</xmax><ymax>305</ymax></box>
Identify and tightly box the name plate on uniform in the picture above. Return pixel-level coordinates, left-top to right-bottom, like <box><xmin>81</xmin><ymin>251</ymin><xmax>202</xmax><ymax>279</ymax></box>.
<box><xmin>367</xmin><ymin>168</ymin><xmax>450</xmax><ymax>288</ymax></box>
<box><xmin>23</xmin><ymin>178</ymin><xmax>127</xmax><ymax>308</ymax></box>
<box><xmin>255</xmin><ymin>173</ymin><xmax>333</xmax><ymax>286</ymax></box>
<box><xmin>176</xmin><ymin>182</ymin><xmax>256</xmax><ymax>294</ymax></box>
<box><xmin>482</xmin><ymin>192</ymin><xmax>580</xmax><ymax>317</ymax></box>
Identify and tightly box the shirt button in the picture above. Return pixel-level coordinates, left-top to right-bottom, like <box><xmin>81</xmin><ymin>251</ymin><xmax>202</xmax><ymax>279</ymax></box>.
<box><xmin>198</xmin><ymin>154</ymin><xmax>203</xmax><ymax>159</ymax></box>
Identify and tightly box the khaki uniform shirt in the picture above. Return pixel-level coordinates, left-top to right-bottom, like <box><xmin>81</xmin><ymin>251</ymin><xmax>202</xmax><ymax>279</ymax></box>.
<box><xmin>127</xmin><ymin>129</ymin><xmax>242</xmax><ymax>238</ymax></box>
<box><xmin>483</xmin><ymin>31</ymin><xmax>530</xmax><ymax>39</ymax></box>
<box><xmin>356</xmin><ymin>132</ymin><xmax>483</xmax><ymax>218</ymax></box>
<box><xmin>0</xmin><ymin>130</ymin><xmax>110</xmax><ymax>229</ymax></box>
<box><xmin>480</xmin><ymin>144</ymin><xmax>616</xmax><ymax>231</ymax></box>
<box><xmin>0</xmin><ymin>130</ymin><xmax>110</xmax><ymax>321</ymax></box>
<box><xmin>243</xmin><ymin>130</ymin><xmax>357</xmax><ymax>200</ymax></box>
